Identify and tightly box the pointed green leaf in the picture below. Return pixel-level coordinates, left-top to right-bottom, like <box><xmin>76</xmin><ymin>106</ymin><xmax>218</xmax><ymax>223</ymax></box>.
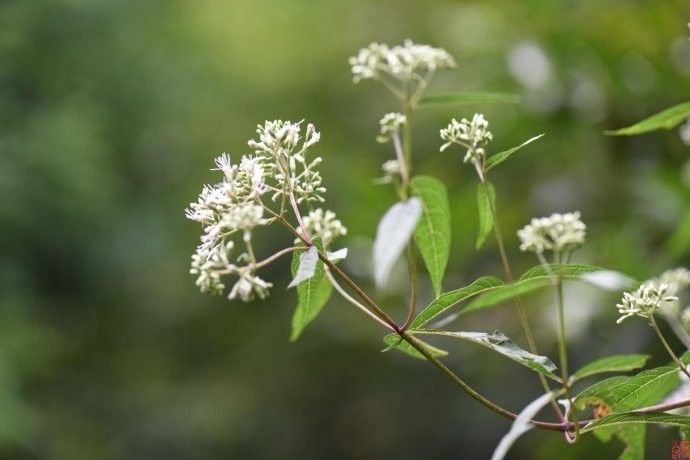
<box><xmin>419</xmin><ymin>91</ymin><xmax>520</xmax><ymax>106</ymax></box>
<box><xmin>382</xmin><ymin>333</ymin><xmax>448</xmax><ymax>360</ymax></box>
<box><xmin>476</xmin><ymin>181</ymin><xmax>496</xmax><ymax>249</ymax></box>
<box><xmin>290</xmin><ymin>239</ymin><xmax>332</xmax><ymax>341</ymax></box>
<box><xmin>485</xmin><ymin>134</ymin><xmax>545</xmax><ymax>171</ymax></box>
<box><xmin>606</xmin><ymin>102</ymin><xmax>690</xmax><ymax>136</ymax></box>
<box><xmin>411</xmin><ymin>176</ymin><xmax>451</xmax><ymax>296</ymax></box>
<box><xmin>574</xmin><ymin>365</ymin><xmax>682</xmax><ymax>412</ymax></box>
<box><xmin>459</xmin><ymin>264</ymin><xmax>607</xmax><ymax>317</ymax></box>
<box><xmin>410</xmin><ymin>276</ymin><xmax>504</xmax><ymax>329</ymax></box>
<box><xmin>571</xmin><ymin>354</ymin><xmax>650</xmax><ymax>384</ymax></box>
<box><xmin>582</xmin><ymin>412</ymin><xmax>690</xmax><ymax>434</ymax></box>
<box><xmin>413</xmin><ymin>329</ymin><xmax>560</xmax><ymax>381</ymax></box>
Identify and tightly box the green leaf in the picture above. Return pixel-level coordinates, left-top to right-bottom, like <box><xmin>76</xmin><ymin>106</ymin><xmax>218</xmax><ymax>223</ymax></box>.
<box><xmin>290</xmin><ymin>239</ymin><xmax>331</xmax><ymax>341</ymax></box>
<box><xmin>413</xmin><ymin>329</ymin><xmax>560</xmax><ymax>381</ymax></box>
<box><xmin>459</xmin><ymin>264</ymin><xmax>605</xmax><ymax>317</ymax></box>
<box><xmin>410</xmin><ymin>276</ymin><xmax>504</xmax><ymax>329</ymax></box>
<box><xmin>484</xmin><ymin>134</ymin><xmax>545</xmax><ymax>171</ymax></box>
<box><xmin>476</xmin><ymin>181</ymin><xmax>496</xmax><ymax>249</ymax></box>
<box><xmin>571</xmin><ymin>354</ymin><xmax>650</xmax><ymax>384</ymax></box>
<box><xmin>582</xmin><ymin>412</ymin><xmax>690</xmax><ymax>434</ymax></box>
<box><xmin>411</xmin><ymin>176</ymin><xmax>451</xmax><ymax>296</ymax></box>
<box><xmin>593</xmin><ymin>425</ymin><xmax>645</xmax><ymax>460</ymax></box>
<box><xmin>418</xmin><ymin>91</ymin><xmax>520</xmax><ymax>106</ymax></box>
<box><xmin>518</xmin><ymin>263</ymin><xmax>606</xmax><ymax>281</ymax></box>
<box><xmin>605</xmin><ymin>102</ymin><xmax>690</xmax><ymax>136</ymax></box>
<box><xmin>382</xmin><ymin>333</ymin><xmax>448</xmax><ymax>360</ymax></box>
<box><xmin>574</xmin><ymin>365</ymin><xmax>682</xmax><ymax>412</ymax></box>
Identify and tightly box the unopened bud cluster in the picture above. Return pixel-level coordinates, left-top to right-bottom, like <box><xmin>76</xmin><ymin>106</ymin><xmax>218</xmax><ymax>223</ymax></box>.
<box><xmin>616</xmin><ymin>282</ymin><xmax>678</xmax><ymax>324</ymax></box>
<box><xmin>439</xmin><ymin>114</ymin><xmax>494</xmax><ymax>165</ymax></box>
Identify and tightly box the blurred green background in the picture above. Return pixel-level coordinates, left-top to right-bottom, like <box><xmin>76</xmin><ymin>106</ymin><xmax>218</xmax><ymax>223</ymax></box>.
<box><xmin>2</xmin><ymin>0</ymin><xmax>690</xmax><ymax>458</ymax></box>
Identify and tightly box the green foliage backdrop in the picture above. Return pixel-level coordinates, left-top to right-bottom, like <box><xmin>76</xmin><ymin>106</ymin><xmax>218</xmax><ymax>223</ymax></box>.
<box><xmin>1</xmin><ymin>0</ymin><xmax>690</xmax><ymax>458</ymax></box>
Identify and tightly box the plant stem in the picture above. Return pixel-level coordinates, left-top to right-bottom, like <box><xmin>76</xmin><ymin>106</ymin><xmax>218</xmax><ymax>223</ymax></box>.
<box><xmin>484</xmin><ymin>185</ymin><xmax>564</xmax><ymax>421</ymax></box>
<box><xmin>555</xmin><ymin>277</ymin><xmax>580</xmax><ymax>441</ymax></box>
<box><xmin>270</xmin><ymin>205</ymin><xmax>690</xmax><ymax>431</ymax></box>
<box><xmin>556</xmin><ymin>280</ymin><xmax>569</xmax><ymax>384</ymax></box>
<box><xmin>650</xmin><ymin>315</ymin><xmax>690</xmax><ymax>379</ymax></box>
<box><xmin>253</xmin><ymin>246</ymin><xmax>303</xmax><ymax>270</ymax></box>
<box><xmin>325</xmin><ymin>270</ymin><xmax>395</xmax><ymax>331</ymax></box>
<box><xmin>288</xmin><ymin>191</ymin><xmax>311</xmax><ymax>245</ymax></box>
<box><xmin>402</xmin><ymin>241</ymin><xmax>418</xmax><ymax>330</ymax></box>
<box><xmin>663</xmin><ymin>313</ymin><xmax>690</xmax><ymax>350</ymax></box>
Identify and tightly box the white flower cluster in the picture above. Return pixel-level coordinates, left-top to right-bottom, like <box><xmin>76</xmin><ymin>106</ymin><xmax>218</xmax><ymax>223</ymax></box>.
<box><xmin>643</xmin><ymin>267</ymin><xmax>690</xmax><ymax>320</ymax></box>
<box><xmin>296</xmin><ymin>209</ymin><xmax>348</xmax><ymax>248</ymax></box>
<box><xmin>616</xmin><ymin>282</ymin><xmax>678</xmax><ymax>324</ymax></box>
<box><xmin>186</xmin><ymin>152</ymin><xmax>273</xmax><ymax>300</ymax></box>
<box><xmin>349</xmin><ymin>40</ymin><xmax>455</xmax><ymax>83</ymax></box>
<box><xmin>517</xmin><ymin>212</ymin><xmax>587</xmax><ymax>255</ymax></box>
<box><xmin>439</xmin><ymin>114</ymin><xmax>494</xmax><ymax>164</ymax></box>
<box><xmin>248</xmin><ymin>120</ymin><xmax>325</xmax><ymax>204</ymax></box>
<box><xmin>377</xmin><ymin>112</ymin><xmax>407</xmax><ymax>143</ymax></box>
<box><xmin>186</xmin><ymin>120</ymin><xmax>344</xmax><ymax>302</ymax></box>
<box><xmin>349</xmin><ymin>40</ymin><xmax>455</xmax><ymax>102</ymax></box>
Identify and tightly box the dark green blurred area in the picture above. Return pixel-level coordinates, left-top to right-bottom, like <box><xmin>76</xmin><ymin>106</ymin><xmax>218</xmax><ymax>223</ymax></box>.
<box><xmin>2</xmin><ymin>0</ymin><xmax>690</xmax><ymax>458</ymax></box>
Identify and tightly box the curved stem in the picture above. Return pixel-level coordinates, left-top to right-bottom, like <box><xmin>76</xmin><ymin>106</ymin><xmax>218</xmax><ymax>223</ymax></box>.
<box><xmin>663</xmin><ymin>313</ymin><xmax>690</xmax><ymax>350</ymax></box>
<box><xmin>269</xmin><ymin>203</ymin><xmax>690</xmax><ymax>431</ymax></box>
<box><xmin>326</xmin><ymin>270</ymin><xmax>395</xmax><ymax>331</ymax></box>
<box><xmin>253</xmin><ymin>246</ymin><xmax>303</xmax><ymax>270</ymax></box>
<box><xmin>650</xmin><ymin>315</ymin><xmax>690</xmax><ymax>379</ymax></box>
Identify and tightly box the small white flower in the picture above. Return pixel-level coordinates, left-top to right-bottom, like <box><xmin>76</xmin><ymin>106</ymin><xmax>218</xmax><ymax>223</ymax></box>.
<box><xmin>228</xmin><ymin>271</ymin><xmax>273</xmax><ymax>302</ymax></box>
<box><xmin>517</xmin><ymin>212</ymin><xmax>587</xmax><ymax>254</ymax></box>
<box><xmin>616</xmin><ymin>282</ymin><xmax>678</xmax><ymax>324</ymax></box>
<box><xmin>377</xmin><ymin>112</ymin><xmax>407</xmax><ymax>143</ymax></box>
<box><xmin>297</xmin><ymin>208</ymin><xmax>347</xmax><ymax>248</ymax></box>
<box><xmin>439</xmin><ymin>114</ymin><xmax>493</xmax><ymax>164</ymax></box>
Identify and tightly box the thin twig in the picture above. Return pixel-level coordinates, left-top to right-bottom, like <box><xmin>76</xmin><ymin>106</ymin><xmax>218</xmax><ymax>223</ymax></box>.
<box><xmin>326</xmin><ymin>270</ymin><xmax>395</xmax><ymax>331</ymax></box>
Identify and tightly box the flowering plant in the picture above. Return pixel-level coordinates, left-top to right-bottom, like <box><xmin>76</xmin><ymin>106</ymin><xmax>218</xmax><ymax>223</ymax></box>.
<box><xmin>186</xmin><ymin>39</ymin><xmax>690</xmax><ymax>458</ymax></box>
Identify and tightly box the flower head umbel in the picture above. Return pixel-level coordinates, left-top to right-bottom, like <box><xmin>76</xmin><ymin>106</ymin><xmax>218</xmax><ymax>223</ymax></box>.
<box><xmin>349</xmin><ymin>40</ymin><xmax>455</xmax><ymax>103</ymax></box>
<box><xmin>439</xmin><ymin>114</ymin><xmax>494</xmax><ymax>165</ymax></box>
<box><xmin>616</xmin><ymin>282</ymin><xmax>678</xmax><ymax>324</ymax></box>
<box><xmin>186</xmin><ymin>119</ymin><xmax>343</xmax><ymax>302</ymax></box>
<box><xmin>296</xmin><ymin>208</ymin><xmax>347</xmax><ymax>249</ymax></box>
<box><xmin>517</xmin><ymin>212</ymin><xmax>587</xmax><ymax>255</ymax></box>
